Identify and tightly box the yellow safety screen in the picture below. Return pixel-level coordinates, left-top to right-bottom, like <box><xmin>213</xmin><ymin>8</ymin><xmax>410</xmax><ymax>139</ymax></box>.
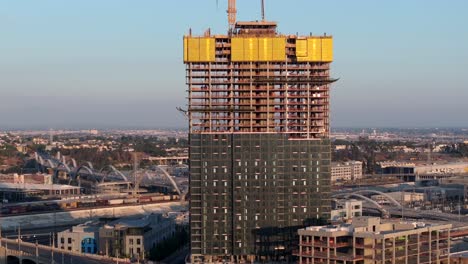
<box><xmin>321</xmin><ymin>38</ymin><xmax>333</xmax><ymax>62</ymax></box>
<box><xmin>184</xmin><ymin>37</ymin><xmax>216</xmax><ymax>62</ymax></box>
<box><xmin>296</xmin><ymin>39</ymin><xmax>308</xmax><ymax>57</ymax></box>
<box><xmin>231</xmin><ymin>37</ymin><xmax>286</xmax><ymax>62</ymax></box>
<box><xmin>296</xmin><ymin>37</ymin><xmax>333</xmax><ymax>62</ymax></box>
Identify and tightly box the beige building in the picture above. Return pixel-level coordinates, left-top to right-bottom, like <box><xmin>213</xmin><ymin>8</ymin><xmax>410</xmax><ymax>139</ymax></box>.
<box><xmin>331</xmin><ymin>161</ymin><xmax>363</xmax><ymax>182</ymax></box>
<box><xmin>57</xmin><ymin>222</ymin><xmax>100</xmax><ymax>254</ymax></box>
<box><xmin>371</xmin><ymin>191</ymin><xmax>425</xmax><ymax>205</ymax></box>
<box><xmin>331</xmin><ymin>199</ymin><xmax>362</xmax><ymax>222</ymax></box>
<box><xmin>296</xmin><ymin>217</ymin><xmax>452</xmax><ymax>264</ymax></box>
<box><xmin>99</xmin><ymin>213</ymin><xmax>175</xmax><ymax>258</ymax></box>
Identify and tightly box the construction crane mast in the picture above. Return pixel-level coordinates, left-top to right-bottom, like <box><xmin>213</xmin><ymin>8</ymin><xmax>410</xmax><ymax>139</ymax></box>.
<box><xmin>261</xmin><ymin>0</ymin><xmax>265</xmax><ymax>21</ymax></box>
<box><xmin>226</xmin><ymin>0</ymin><xmax>266</xmax><ymax>31</ymax></box>
<box><xmin>227</xmin><ymin>0</ymin><xmax>237</xmax><ymax>31</ymax></box>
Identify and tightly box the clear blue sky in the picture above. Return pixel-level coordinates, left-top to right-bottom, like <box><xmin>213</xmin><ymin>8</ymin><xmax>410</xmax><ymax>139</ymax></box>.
<box><xmin>1</xmin><ymin>0</ymin><xmax>467</xmax><ymax>129</ymax></box>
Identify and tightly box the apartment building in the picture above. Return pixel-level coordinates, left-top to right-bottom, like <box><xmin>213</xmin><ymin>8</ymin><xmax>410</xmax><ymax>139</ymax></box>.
<box><xmin>331</xmin><ymin>161</ymin><xmax>363</xmax><ymax>182</ymax></box>
<box><xmin>296</xmin><ymin>217</ymin><xmax>451</xmax><ymax>264</ymax></box>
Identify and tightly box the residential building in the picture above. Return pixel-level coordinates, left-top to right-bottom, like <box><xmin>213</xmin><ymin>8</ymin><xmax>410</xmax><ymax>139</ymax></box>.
<box><xmin>296</xmin><ymin>217</ymin><xmax>452</xmax><ymax>264</ymax></box>
<box><xmin>331</xmin><ymin>199</ymin><xmax>362</xmax><ymax>222</ymax></box>
<box><xmin>185</xmin><ymin>6</ymin><xmax>335</xmax><ymax>262</ymax></box>
<box><xmin>57</xmin><ymin>222</ymin><xmax>100</xmax><ymax>254</ymax></box>
<box><xmin>99</xmin><ymin>213</ymin><xmax>174</xmax><ymax>258</ymax></box>
<box><xmin>331</xmin><ymin>161</ymin><xmax>363</xmax><ymax>182</ymax></box>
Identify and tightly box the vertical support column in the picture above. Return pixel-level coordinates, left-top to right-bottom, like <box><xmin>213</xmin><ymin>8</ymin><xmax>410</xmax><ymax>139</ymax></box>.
<box><xmin>229</xmin><ymin>62</ymin><xmax>234</xmax><ymax>132</ymax></box>
<box><xmin>372</xmin><ymin>238</ymin><xmax>376</xmax><ymax>262</ymax></box>
<box><xmin>306</xmin><ymin>62</ymin><xmax>310</xmax><ymax>139</ymax></box>
<box><xmin>405</xmin><ymin>235</ymin><xmax>408</xmax><ymax>264</ymax></box>
<box><xmin>392</xmin><ymin>237</ymin><xmax>396</xmax><ymax>264</ymax></box>
<box><xmin>437</xmin><ymin>230</ymin><xmax>440</xmax><ymax>263</ymax></box>
<box><xmin>266</xmin><ymin>62</ymin><xmax>270</xmax><ymax>132</ymax></box>
<box><xmin>284</xmin><ymin>60</ymin><xmax>289</xmax><ymax>133</ymax></box>
<box><xmin>188</xmin><ymin>64</ymin><xmax>193</xmax><ymax>132</ymax></box>
<box><xmin>299</xmin><ymin>234</ymin><xmax>303</xmax><ymax>264</ymax></box>
<box><xmin>249</xmin><ymin>61</ymin><xmax>253</xmax><ymax>132</ymax></box>
<box><xmin>352</xmin><ymin>236</ymin><xmax>356</xmax><ymax>260</ymax></box>
<box><xmin>448</xmin><ymin>228</ymin><xmax>451</xmax><ymax>260</ymax></box>
<box><xmin>416</xmin><ymin>234</ymin><xmax>420</xmax><ymax>264</ymax></box>
<box><xmin>381</xmin><ymin>239</ymin><xmax>385</xmax><ymax>264</ymax></box>
<box><xmin>208</xmin><ymin>62</ymin><xmax>211</xmax><ymax>132</ymax></box>
<box><xmin>428</xmin><ymin>231</ymin><xmax>432</xmax><ymax>263</ymax></box>
<box><xmin>311</xmin><ymin>235</ymin><xmax>315</xmax><ymax>264</ymax></box>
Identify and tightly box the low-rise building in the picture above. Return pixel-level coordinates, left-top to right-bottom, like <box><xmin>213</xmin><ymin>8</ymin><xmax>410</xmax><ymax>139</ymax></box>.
<box><xmin>377</xmin><ymin>162</ymin><xmax>468</xmax><ymax>182</ymax></box>
<box><xmin>331</xmin><ymin>199</ymin><xmax>362</xmax><ymax>222</ymax></box>
<box><xmin>99</xmin><ymin>213</ymin><xmax>175</xmax><ymax>258</ymax></box>
<box><xmin>451</xmin><ymin>250</ymin><xmax>468</xmax><ymax>264</ymax></box>
<box><xmin>371</xmin><ymin>191</ymin><xmax>425</xmax><ymax>205</ymax></box>
<box><xmin>0</xmin><ymin>182</ymin><xmax>81</xmax><ymax>202</ymax></box>
<box><xmin>441</xmin><ymin>176</ymin><xmax>468</xmax><ymax>202</ymax></box>
<box><xmin>414</xmin><ymin>186</ymin><xmax>464</xmax><ymax>202</ymax></box>
<box><xmin>331</xmin><ymin>161</ymin><xmax>363</xmax><ymax>182</ymax></box>
<box><xmin>57</xmin><ymin>221</ymin><xmax>100</xmax><ymax>254</ymax></box>
<box><xmin>296</xmin><ymin>217</ymin><xmax>452</xmax><ymax>264</ymax></box>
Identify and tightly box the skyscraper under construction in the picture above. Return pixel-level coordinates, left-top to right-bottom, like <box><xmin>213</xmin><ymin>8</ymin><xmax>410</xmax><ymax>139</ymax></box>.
<box><xmin>184</xmin><ymin>1</ymin><xmax>336</xmax><ymax>262</ymax></box>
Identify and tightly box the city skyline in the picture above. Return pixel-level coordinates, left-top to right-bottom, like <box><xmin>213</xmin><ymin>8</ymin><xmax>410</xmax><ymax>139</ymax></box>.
<box><xmin>1</xmin><ymin>0</ymin><xmax>467</xmax><ymax>129</ymax></box>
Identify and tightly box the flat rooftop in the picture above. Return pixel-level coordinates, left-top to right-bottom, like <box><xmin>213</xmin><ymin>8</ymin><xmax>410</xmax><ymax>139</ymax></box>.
<box><xmin>0</xmin><ymin>182</ymin><xmax>81</xmax><ymax>191</ymax></box>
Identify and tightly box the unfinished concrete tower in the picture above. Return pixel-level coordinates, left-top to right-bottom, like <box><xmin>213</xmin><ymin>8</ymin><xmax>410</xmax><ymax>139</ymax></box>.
<box><xmin>184</xmin><ymin>2</ymin><xmax>336</xmax><ymax>262</ymax></box>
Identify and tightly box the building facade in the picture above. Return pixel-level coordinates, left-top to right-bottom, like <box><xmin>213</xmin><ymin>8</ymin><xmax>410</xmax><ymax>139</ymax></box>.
<box><xmin>370</xmin><ymin>191</ymin><xmax>425</xmax><ymax>205</ymax></box>
<box><xmin>331</xmin><ymin>161</ymin><xmax>363</xmax><ymax>182</ymax></box>
<box><xmin>185</xmin><ymin>15</ymin><xmax>335</xmax><ymax>263</ymax></box>
<box><xmin>99</xmin><ymin>213</ymin><xmax>174</xmax><ymax>259</ymax></box>
<box><xmin>330</xmin><ymin>199</ymin><xmax>362</xmax><ymax>222</ymax></box>
<box><xmin>57</xmin><ymin>222</ymin><xmax>100</xmax><ymax>254</ymax></box>
<box><xmin>296</xmin><ymin>217</ymin><xmax>452</xmax><ymax>264</ymax></box>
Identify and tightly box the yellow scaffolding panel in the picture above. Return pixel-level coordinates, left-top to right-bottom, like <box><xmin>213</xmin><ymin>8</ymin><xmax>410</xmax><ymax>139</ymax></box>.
<box><xmin>199</xmin><ymin>38</ymin><xmax>215</xmax><ymax>61</ymax></box>
<box><xmin>183</xmin><ymin>37</ymin><xmax>188</xmax><ymax>62</ymax></box>
<box><xmin>296</xmin><ymin>39</ymin><xmax>308</xmax><ymax>57</ymax></box>
<box><xmin>231</xmin><ymin>38</ymin><xmax>244</xmax><ymax>61</ymax></box>
<box><xmin>187</xmin><ymin>38</ymin><xmax>200</xmax><ymax>62</ymax></box>
<box><xmin>184</xmin><ymin>37</ymin><xmax>216</xmax><ymax>62</ymax></box>
<box><xmin>321</xmin><ymin>38</ymin><xmax>333</xmax><ymax>62</ymax></box>
<box><xmin>231</xmin><ymin>37</ymin><xmax>285</xmax><ymax>62</ymax></box>
<box><xmin>296</xmin><ymin>37</ymin><xmax>333</xmax><ymax>62</ymax></box>
<box><xmin>272</xmin><ymin>38</ymin><xmax>286</xmax><ymax>61</ymax></box>
<box><xmin>245</xmin><ymin>38</ymin><xmax>259</xmax><ymax>61</ymax></box>
<box><xmin>309</xmin><ymin>38</ymin><xmax>322</xmax><ymax>61</ymax></box>
<box><xmin>258</xmin><ymin>38</ymin><xmax>271</xmax><ymax>61</ymax></box>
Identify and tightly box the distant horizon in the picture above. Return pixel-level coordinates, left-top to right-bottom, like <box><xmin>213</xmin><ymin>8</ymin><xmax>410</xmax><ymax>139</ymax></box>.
<box><xmin>1</xmin><ymin>1</ymin><xmax>467</xmax><ymax>128</ymax></box>
<box><xmin>1</xmin><ymin>126</ymin><xmax>467</xmax><ymax>132</ymax></box>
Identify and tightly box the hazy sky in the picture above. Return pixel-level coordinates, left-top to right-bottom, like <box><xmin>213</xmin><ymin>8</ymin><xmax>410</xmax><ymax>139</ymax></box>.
<box><xmin>1</xmin><ymin>0</ymin><xmax>467</xmax><ymax>129</ymax></box>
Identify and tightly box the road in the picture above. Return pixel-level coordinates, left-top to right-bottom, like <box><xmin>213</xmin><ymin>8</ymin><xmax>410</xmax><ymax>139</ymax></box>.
<box><xmin>2</xmin><ymin>225</ymin><xmax>71</xmax><ymax>247</ymax></box>
<box><xmin>1</xmin><ymin>238</ymin><xmax>128</xmax><ymax>264</ymax></box>
<box><xmin>160</xmin><ymin>245</ymin><xmax>189</xmax><ymax>264</ymax></box>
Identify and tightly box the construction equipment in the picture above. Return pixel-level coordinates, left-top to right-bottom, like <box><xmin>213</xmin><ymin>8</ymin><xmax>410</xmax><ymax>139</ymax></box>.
<box><xmin>261</xmin><ymin>0</ymin><xmax>265</xmax><ymax>21</ymax></box>
<box><xmin>227</xmin><ymin>0</ymin><xmax>237</xmax><ymax>31</ymax></box>
<box><xmin>225</xmin><ymin>0</ymin><xmax>266</xmax><ymax>31</ymax></box>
